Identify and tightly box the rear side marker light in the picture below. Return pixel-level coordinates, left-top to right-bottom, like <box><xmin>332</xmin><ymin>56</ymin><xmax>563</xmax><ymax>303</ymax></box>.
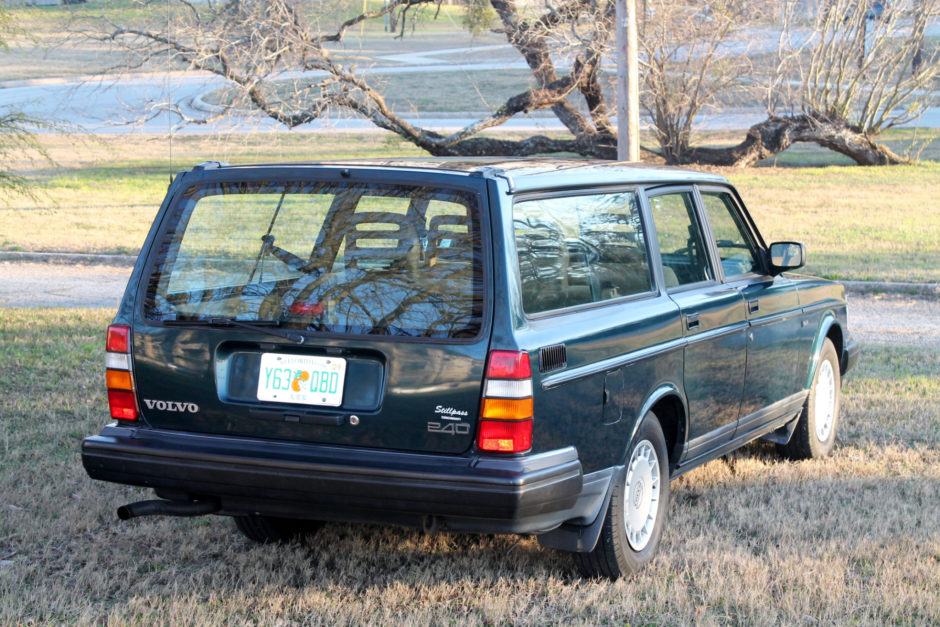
<box><xmin>477</xmin><ymin>350</ymin><xmax>534</xmax><ymax>454</ymax></box>
<box><xmin>106</xmin><ymin>324</ymin><xmax>137</xmax><ymax>421</ymax></box>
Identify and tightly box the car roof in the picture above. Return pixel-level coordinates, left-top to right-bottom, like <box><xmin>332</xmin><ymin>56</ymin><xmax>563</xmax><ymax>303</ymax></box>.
<box><xmin>204</xmin><ymin>157</ymin><xmax>730</xmax><ymax>193</ymax></box>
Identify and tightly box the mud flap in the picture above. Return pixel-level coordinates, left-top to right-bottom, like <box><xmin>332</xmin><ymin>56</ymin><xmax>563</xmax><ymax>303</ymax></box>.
<box><xmin>536</xmin><ymin>468</ymin><xmax>618</xmax><ymax>553</ymax></box>
<box><xmin>759</xmin><ymin>410</ymin><xmax>802</xmax><ymax>445</ymax></box>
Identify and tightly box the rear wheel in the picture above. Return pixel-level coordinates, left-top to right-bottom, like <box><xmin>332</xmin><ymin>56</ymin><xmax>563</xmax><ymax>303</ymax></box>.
<box><xmin>780</xmin><ymin>338</ymin><xmax>841</xmax><ymax>460</ymax></box>
<box><xmin>575</xmin><ymin>411</ymin><xmax>670</xmax><ymax>579</ymax></box>
<box><xmin>233</xmin><ymin>515</ymin><xmax>322</xmax><ymax>544</ymax></box>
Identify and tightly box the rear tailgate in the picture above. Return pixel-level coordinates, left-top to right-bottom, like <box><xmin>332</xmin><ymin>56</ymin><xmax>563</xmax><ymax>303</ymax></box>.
<box><xmin>130</xmin><ymin>167</ymin><xmax>491</xmax><ymax>455</ymax></box>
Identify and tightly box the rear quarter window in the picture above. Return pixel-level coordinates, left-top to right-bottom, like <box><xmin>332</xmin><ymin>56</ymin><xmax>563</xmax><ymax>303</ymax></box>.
<box><xmin>513</xmin><ymin>191</ymin><xmax>651</xmax><ymax>314</ymax></box>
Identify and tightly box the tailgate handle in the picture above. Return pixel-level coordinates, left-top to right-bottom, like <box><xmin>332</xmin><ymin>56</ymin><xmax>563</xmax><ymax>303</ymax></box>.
<box><xmin>251</xmin><ymin>409</ymin><xmax>344</xmax><ymax>426</ymax></box>
<box><xmin>286</xmin><ymin>413</ymin><xmax>344</xmax><ymax>426</ymax></box>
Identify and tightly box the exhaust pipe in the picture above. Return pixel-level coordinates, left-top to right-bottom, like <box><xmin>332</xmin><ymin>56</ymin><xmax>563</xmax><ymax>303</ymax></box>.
<box><xmin>117</xmin><ymin>498</ymin><xmax>220</xmax><ymax>521</ymax></box>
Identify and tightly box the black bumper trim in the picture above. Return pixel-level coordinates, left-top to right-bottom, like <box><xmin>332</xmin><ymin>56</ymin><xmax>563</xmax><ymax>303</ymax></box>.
<box><xmin>82</xmin><ymin>426</ymin><xmax>583</xmax><ymax>534</ymax></box>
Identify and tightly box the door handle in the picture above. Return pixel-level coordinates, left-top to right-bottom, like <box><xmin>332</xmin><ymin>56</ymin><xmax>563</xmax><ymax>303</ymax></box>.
<box><xmin>748</xmin><ymin>299</ymin><xmax>760</xmax><ymax>314</ymax></box>
<box><xmin>686</xmin><ymin>313</ymin><xmax>700</xmax><ymax>330</ymax></box>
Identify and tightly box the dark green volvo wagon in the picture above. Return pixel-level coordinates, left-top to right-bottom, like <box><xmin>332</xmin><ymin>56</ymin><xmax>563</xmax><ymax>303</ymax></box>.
<box><xmin>83</xmin><ymin>159</ymin><xmax>859</xmax><ymax>578</ymax></box>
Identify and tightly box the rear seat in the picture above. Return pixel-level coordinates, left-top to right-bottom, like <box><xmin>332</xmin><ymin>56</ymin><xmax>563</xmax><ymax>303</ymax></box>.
<box><xmin>344</xmin><ymin>211</ymin><xmax>422</xmax><ymax>278</ymax></box>
<box><xmin>426</xmin><ymin>214</ymin><xmax>474</xmax><ymax>294</ymax></box>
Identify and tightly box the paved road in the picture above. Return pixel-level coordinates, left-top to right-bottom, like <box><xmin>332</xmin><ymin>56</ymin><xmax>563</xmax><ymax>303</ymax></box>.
<box><xmin>0</xmin><ymin>262</ymin><xmax>130</xmax><ymax>309</ymax></box>
<box><xmin>1</xmin><ymin>261</ymin><xmax>936</xmax><ymax>347</ymax></box>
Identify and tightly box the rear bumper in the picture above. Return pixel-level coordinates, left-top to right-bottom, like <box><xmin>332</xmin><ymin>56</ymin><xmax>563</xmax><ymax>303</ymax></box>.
<box><xmin>82</xmin><ymin>425</ymin><xmax>584</xmax><ymax>534</ymax></box>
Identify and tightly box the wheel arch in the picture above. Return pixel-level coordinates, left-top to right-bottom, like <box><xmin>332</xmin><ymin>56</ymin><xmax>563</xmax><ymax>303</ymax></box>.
<box><xmin>626</xmin><ymin>384</ymin><xmax>687</xmax><ymax>473</ymax></box>
<box><xmin>807</xmin><ymin>312</ymin><xmax>845</xmax><ymax>389</ymax></box>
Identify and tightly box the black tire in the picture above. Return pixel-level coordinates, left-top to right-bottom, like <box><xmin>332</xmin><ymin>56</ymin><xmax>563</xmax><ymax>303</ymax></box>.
<box><xmin>233</xmin><ymin>515</ymin><xmax>322</xmax><ymax>544</ymax></box>
<box><xmin>780</xmin><ymin>338</ymin><xmax>841</xmax><ymax>460</ymax></box>
<box><xmin>575</xmin><ymin>412</ymin><xmax>670</xmax><ymax>579</ymax></box>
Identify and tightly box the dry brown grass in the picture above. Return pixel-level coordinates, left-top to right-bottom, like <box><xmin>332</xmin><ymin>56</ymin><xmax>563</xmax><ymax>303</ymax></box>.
<box><xmin>0</xmin><ymin>308</ymin><xmax>938</xmax><ymax>624</ymax></box>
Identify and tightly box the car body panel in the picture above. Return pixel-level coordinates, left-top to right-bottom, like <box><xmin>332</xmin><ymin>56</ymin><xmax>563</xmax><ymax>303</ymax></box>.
<box><xmin>129</xmin><ymin>166</ymin><xmax>494</xmax><ymax>455</ymax></box>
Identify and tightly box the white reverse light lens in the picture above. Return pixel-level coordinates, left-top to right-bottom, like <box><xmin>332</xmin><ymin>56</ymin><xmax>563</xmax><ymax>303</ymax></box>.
<box><xmin>484</xmin><ymin>378</ymin><xmax>533</xmax><ymax>399</ymax></box>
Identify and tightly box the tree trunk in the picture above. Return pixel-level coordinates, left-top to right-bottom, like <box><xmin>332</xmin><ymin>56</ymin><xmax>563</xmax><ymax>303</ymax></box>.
<box><xmin>423</xmin><ymin>134</ymin><xmax>617</xmax><ymax>159</ymax></box>
<box><xmin>679</xmin><ymin>114</ymin><xmax>908</xmax><ymax>167</ymax></box>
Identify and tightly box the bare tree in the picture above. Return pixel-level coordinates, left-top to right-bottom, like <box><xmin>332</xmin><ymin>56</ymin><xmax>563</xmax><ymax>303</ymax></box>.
<box><xmin>85</xmin><ymin>0</ymin><xmax>619</xmax><ymax>158</ymax></box>
<box><xmin>686</xmin><ymin>0</ymin><xmax>940</xmax><ymax>166</ymax></box>
<box><xmin>80</xmin><ymin>0</ymin><xmax>937</xmax><ymax>165</ymax></box>
<box><xmin>0</xmin><ymin>7</ymin><xmax>58</xmax><ymax>201</ymax></box>
<box><xmin>638</xmin><ymin>0</ymin><xmax>757</xmax><ymax>163</ymax></box>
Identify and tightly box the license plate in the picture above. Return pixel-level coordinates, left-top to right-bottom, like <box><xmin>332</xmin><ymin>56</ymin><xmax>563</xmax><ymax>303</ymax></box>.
<box><xmin>257</xmin><ymin>353</ymin><xmax>347</xmax><ymax>407</ymax></box>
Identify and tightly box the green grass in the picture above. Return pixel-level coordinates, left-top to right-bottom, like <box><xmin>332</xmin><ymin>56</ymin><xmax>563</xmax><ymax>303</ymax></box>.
<box><xmin>0</xmin><ymin>309</ymin><xmax>937</xmax><ymax>623</ymax></box>
<box><xmin>2</xmin><ymin>131</ymin><xmax>939</xmax><ymax>283</ymax></box>
<box><xmin>0</xmin><ymin>133</ymin><xmax>427</xmax><ymax>254</ymax></box>
<box><xmin>732</xmin><ymin>159</ymin><xmax>940</xmax><ymax>282</ymax></box>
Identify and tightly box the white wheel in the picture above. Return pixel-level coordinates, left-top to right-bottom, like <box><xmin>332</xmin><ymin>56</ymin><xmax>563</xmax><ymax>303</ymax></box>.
<box><xmin>813</xmin><ymin>358</ymin><xmax>836</xmax><ymax>442</ymax></box>
<box><xmin>624</xmin><ymin>440</ymin><xmax>661</xmax><ymax>551</ymax></box>
<box><xmin>575</xmin><ymin>411</ymin><xmax>670</xmax><ymax>579</ymax></box>
<box><xmin>781</xmin><ymin>338</ymin><xmax>841</xmax><ymax>460</ymax></box>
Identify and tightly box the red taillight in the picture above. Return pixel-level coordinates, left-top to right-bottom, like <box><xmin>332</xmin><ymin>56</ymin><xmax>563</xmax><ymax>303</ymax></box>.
<box><xmin>106</xmin><ymin>325</ymin><xmax>130</xmax><ymax>353</ymax></box>
<box><xmin>108</xmin><ymin>390</ymin><xmax>138</xmax><ymax>421</ymax></box>
<box><xmin>106</xmin><ymin>324</ymin><xmax>137</xmax><ymax>421</ymax></box>
<box><xmin>486</xmin><ymin>350</ymin><xmax>532</xmax><ymax>379</ymax></box>
<box><xmin>478</xmin><ymin>419</ymin><xmax>533</xmax><ymax>453</ymax></box>
<box><xmin>477</xmin><ymin>350</ymin><xmax>533</xmax><ymax>454</ymax></box>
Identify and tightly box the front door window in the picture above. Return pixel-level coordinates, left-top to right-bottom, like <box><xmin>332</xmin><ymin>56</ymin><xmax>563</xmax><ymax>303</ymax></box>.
<box><xmin>648</xmin><ymin>192</ymin><xmax>712</xmax><ymax>288</ymax></box>
<box><xmin>700</xmin><ymin>191</ymin><xmax>762</xmax><ymax>279</ymax></box>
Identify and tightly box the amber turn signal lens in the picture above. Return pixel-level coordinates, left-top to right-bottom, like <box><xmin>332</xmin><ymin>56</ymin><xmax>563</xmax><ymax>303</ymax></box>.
<box><xmin>481</xmin><ymin>397</ymin><xmax>533</xmax><ymax>420</ymax></box>
<box><xmin>106</xmin><ymin>369</ymin><xmax>133</xmax><ymax>391</ymax></box>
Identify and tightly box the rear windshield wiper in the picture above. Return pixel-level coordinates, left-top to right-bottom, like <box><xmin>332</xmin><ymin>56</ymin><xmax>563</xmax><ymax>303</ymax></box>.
<box><xmin>163</xmin><ymin>318</ymin><xmax>305</xmax><ymax>344</ymax></box>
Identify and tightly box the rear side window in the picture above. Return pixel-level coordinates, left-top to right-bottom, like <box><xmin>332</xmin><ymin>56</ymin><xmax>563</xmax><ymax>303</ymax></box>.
<box><xmin>514</xmin><ymin>191</ymin><xmax>651</xmax><ymax>314</ymax></box>
<box><xmin>144</xmin><ymin>180</ymin><xmax>484</xmax><ymax>339</ymax></box>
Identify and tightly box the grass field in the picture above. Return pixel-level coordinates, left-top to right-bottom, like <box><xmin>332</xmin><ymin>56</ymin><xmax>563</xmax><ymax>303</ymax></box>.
<box><xmin>2</xmin><ymin>131</ymin><xmax>939</xmax><ymax>282</ymax></box>
<box><xmin>0</xmin><ymin>309</ymin><xmax>937</xmax><ymax>623</ymax></box>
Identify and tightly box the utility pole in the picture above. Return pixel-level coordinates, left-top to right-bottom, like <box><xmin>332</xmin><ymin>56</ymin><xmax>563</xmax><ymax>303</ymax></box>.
<box><xmin>616</xmin><ymin>0</ymin><xmax>640</xmax><ymax>161</ymax></box>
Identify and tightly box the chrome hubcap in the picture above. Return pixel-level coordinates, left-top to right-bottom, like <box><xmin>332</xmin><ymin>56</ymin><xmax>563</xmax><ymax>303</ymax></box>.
<box><xmin>814</xmin><ymin>359</ymin><xmax>836</xmax><ymax>442</ymax></box>
<box><xmin>624</xmin><ymin>440</ymin><xmax>660</xmax><ymax>551</ymax></box>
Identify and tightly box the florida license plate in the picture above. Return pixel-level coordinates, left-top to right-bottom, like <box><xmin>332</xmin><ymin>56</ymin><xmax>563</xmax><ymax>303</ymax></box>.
<box><xmin>257</xmin><ymin>353</ymin><xmax>347</xmax><ymax>407</ymax></box>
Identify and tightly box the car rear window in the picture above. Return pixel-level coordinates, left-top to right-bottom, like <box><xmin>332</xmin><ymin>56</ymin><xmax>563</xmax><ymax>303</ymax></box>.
<box><xmin>143</xmin><ymin>180</ymin><xmax>484</xmax><ymax>339</ymax></box>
